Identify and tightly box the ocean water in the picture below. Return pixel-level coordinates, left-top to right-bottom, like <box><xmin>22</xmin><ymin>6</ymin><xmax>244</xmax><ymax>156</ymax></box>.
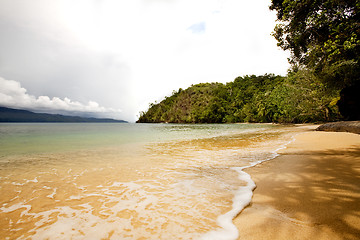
<box><xmin>0</xmin><ymin>123</ymin><xmax>300</xmax><ymax>240</ymax></box>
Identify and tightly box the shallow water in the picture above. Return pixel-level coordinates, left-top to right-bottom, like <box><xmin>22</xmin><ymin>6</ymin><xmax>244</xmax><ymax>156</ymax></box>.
<box><xmin>0</xmin><ymin>123</ymin><xmax>300</xmax><ymax>239</ymax></box>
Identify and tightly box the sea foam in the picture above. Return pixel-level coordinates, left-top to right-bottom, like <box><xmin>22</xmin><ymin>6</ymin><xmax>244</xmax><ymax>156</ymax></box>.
<box><xmin>0</xmin><ymin>123</ymin><xmax>301</xmax><ymax>239</ymax></box>
<box><xmin>201</xmin><ymin>135</ymin><xmax>296</xmax><ymax>240</ymax></box>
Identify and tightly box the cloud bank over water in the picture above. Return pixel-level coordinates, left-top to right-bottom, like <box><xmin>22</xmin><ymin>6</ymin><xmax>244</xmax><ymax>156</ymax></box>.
<box><xmin>0</xmin><ymin>77</ymin><xmax>122</xmax><ymax>119</ymax></box>
<box><xmin>0</xmin><ymin>0</ymin><xmax>290</xmax><ymax>121</ymax></box>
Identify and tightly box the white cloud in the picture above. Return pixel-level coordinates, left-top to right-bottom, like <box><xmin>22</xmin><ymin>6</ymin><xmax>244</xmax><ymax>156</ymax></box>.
<box><xmin>0</xmin><ymin>0</ymin><xmax>290</xmax><ymax>122</ymax></box>
<box><xmin>0</xmin><ymin>77</ymin><xmax>122</xmax><ymax>118</ymax></box>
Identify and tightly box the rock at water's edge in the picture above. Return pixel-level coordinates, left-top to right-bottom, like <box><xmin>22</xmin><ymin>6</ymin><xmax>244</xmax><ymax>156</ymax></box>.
<box><xmin>316</xmin><ymin>121</ymin><xmax>360</xmax><ymax>134</ymax></box>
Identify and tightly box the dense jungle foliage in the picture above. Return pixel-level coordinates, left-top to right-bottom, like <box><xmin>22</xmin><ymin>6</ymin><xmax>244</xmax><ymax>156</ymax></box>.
<box><xmin>138</xmin><ymin>0</ymin><xmax>359</xmax><ymax>123</ymax></box>
<box><xmin>137</xmin><ymin>72</ymin><xmax>341</xmax><ymax>123</ymax></box>
<box><xmin>270</xmin><ymin>0</ymin><xmax>359</xmax><ymax>88</ymax></box>
<box><xmin>270</xmin><ymin>0</ymin><xmax>360</xmax><ymax>120</ymax></box>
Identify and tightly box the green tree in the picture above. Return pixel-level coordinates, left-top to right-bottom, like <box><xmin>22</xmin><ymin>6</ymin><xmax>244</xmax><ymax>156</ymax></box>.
<box><xmin>265</xmin><ymin>70</ymin><xmax>340</xmax><ymax>123</ymax></box>
<box><xmin>270</xmin><ymin>0</ymin><xmax>360</xmax><ymax>88</ymax></box>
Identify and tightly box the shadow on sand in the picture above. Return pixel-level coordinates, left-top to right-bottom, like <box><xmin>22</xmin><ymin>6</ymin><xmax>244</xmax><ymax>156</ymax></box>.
<box><xmin>236</xmin><ymin>146</ymin><xmax>360</xmax><ymax>240</ymax></box>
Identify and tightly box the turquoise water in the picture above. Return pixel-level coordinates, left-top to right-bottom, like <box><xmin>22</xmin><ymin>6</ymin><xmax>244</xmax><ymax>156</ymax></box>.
<box><xmin>0</xmin><ymin>123</ymin><xmax>270</xmax><ymax>156</ymax></box>
<box><xmin>0</xmin><ymin>123</ymin><xmax>299</xmax><ymax>239</ymax></box>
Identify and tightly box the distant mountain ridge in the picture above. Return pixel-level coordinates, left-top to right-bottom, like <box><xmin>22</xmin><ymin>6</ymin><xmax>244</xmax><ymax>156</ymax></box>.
<box><xmin>0</xmin><ymin>106</ymin><xmax>127</xmax><ymax>123</ymax></box>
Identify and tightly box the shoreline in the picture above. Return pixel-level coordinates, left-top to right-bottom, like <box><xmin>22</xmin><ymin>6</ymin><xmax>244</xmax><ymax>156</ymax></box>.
<box><xmin>233</xmin><ymin>130</ymin><xmax>360</xmax><ymax>239</ymax></box>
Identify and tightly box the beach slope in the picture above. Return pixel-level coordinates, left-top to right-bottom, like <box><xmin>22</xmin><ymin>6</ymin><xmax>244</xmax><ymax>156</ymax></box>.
<box><xmin>234</xmin><ymin>131</ymin><xmax>360</xmax><ymax>240</ymax></box>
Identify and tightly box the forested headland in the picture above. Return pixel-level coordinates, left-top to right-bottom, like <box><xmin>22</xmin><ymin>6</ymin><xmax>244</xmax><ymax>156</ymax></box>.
<box><xmin>137</xmin><ymin>0</ymin><xmax>359</xmax><ymax>123</ymax></box>
<box><xmin>137</xmin><ymin>72</ymin><xmax>340</xmax><ymax>123</ymax></box>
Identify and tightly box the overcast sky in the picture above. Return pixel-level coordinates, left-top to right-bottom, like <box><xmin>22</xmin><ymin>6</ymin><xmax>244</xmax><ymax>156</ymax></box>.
<box><xmin>0</xmin><ymin>0</ymin><xmax>289</xmax><ymax>122</ymax></box>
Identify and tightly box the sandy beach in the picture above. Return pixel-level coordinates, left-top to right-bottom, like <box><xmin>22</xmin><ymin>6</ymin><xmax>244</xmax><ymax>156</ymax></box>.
<box><xmin>234</xmin><ymin>130</ymin><xmax>360</xmax><ymax>239</ymax></box>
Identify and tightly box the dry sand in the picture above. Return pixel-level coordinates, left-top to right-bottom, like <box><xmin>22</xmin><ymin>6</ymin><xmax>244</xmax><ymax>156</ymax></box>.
<box><xmin>234</xmin><ymin>131</ymin><xmax>360</xmax><ymax>240</ymax></box>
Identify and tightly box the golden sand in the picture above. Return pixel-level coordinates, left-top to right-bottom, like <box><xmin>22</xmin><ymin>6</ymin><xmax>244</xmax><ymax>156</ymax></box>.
<box><xmin>234</xmin><ymin>131</ymin><xmax>360</xmax><ymax>240</ymax></box>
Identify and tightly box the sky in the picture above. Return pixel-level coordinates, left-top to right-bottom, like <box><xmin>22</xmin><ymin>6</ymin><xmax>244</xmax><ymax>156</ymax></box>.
<box><xmin>0</xmin><ymin>0</ymin><xmax>289</xmax><ymax>122</ymax></box>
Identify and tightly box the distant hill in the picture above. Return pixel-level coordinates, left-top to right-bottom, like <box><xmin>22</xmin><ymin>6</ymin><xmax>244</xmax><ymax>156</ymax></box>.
<box><xmin>137</xmin><ymin>74</ymin><xmax>341</xmax><ymax>124</ymax></box>
<box><xmin>0</xmin><ymin>107</ymin><xmax>127</xmax><ymax>123</ymax></box>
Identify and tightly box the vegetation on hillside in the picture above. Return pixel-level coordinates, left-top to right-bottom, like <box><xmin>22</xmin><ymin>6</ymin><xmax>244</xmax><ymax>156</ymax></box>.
<box><xmin>137</xmin><ymin>0</ymin><xmax>359</xmax><ymax>123</ymax></box>
<box><xmin>137</xmin><ymin>72</ymin><xmax>340</xmax><ymax>123</ymax></box>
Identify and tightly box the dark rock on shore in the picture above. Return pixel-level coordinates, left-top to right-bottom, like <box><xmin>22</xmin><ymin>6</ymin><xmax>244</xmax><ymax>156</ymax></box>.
<box><xmin>316</xmin><ymin>121</ymin><xmax>360</xmax><ymax>134</ymax></box>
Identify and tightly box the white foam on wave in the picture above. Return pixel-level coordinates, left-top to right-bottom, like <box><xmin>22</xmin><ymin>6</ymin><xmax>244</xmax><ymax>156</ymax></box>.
<box><xmin>46</xmin><ymin>188</ymin><xmax>57</xmax><ymax>199</ymax></box>
<box><xmin>201</xmin><ymin>168</ymin><xmax>255</xmax><ymax>240</ymax></box>
<box><xmin>201</xmin><ymin>134</ymin><xmax>297</xmax><ymax>240</ymax></box>
<box><xmin>1</xmin><ymin>126</ymin><xmax>301</xmax><ymax>240</ymax></box>
<box><xmin>27</xmin><ymin>177</ymin><xmax>38</xmax><ymax>183</ymax></box>
<box><xmin>1</xmin><ymin>202</ymin><xmax>32</xmax><ymax>218</ymax></box>
<box><xmin>11</xmin><ymin>177</ymin><xmax>39</xmax><ymax>186</ymax></box>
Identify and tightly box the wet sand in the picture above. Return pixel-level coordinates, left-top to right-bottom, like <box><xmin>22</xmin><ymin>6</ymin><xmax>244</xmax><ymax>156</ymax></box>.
<box><xmin>234</xmin><ymin>131</ymin><xmax>360</xmax><ymax>240</ymax></box>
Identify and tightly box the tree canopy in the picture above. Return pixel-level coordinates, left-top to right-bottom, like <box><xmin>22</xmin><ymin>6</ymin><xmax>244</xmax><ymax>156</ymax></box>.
<box><xmin>270</xmin><ymin>0</ymin><xmax>360</xmax><ymax>88</ymax></box>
